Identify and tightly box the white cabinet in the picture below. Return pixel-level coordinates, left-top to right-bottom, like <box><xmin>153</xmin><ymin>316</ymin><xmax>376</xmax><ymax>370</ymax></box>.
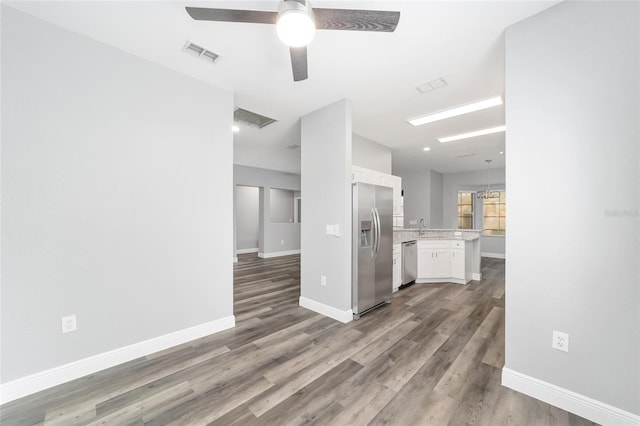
<box><xmin>417</xmin><ymin>247</ymin><xmax>433</xmax><ymax>279</ymax></box>
<box><xmin>392</xmin><ymin>244</ymin><xmax>402</xmax><ymax>292</ymax></box>
<box><xmin>417</xmin><ymin>240</ymin><xmax>470</xmax><ymax>284</ymax></box>
<box><xmin>352</xmin><ymin>166</ymin><xmax>402</xmax><ymax>217</ymax></box>
<box><xmin>391</xmin><ymin>175</ymin><xmax>402</xmax><ymax>216</ymax></box>
<box><xmin>451</xmin><ymin>249</ymin><xmax>465</xmax><ymax>280</ymax></box>
<box><xmin>417</xmin><ymin>247</ymin><xmax>450</xmax><ymax>279</ymax></box>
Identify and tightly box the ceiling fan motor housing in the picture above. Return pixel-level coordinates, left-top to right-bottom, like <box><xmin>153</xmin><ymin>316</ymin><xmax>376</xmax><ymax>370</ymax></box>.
<box><xmin>277</xmin><ymin>0</ymin><xmax>316</xmax><ymax>47</ymax></box>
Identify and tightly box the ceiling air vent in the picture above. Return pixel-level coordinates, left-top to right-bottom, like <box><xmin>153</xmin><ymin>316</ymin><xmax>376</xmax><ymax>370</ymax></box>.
<box><xmin>457</xmin><ymin>153</ymin><xmax>476</xmax><ymax>159</ymax></box>
<box><xmin>286</xmin><ymin>144</ymin><xmax>301</xmax><ymax>150</ymax></box>
<box><xmin>234</xmin><ymin>108</ymin><xmax>277</xmax><ymax>129</ymax></box>
<box><xmin>416</xmin><ymin>78</ymin><xmax>447</xmax><ymax>94</ymax></box>
<box><xmin>182</xmin><ymin>41</ymin><xmax>220</xmax><ymax>64</ymax></box>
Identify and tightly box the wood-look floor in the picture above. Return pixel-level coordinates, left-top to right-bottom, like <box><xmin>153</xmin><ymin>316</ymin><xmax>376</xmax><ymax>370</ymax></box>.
<box><xmin>1</xmin><ymin>254</ymin><xmax>598</xmax><ymax>426</ymax></box>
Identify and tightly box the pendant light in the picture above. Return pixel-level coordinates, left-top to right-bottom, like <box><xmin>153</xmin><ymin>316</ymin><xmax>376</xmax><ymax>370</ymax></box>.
<box><xmin>477</xmin><ymin>160</ymin><xmax>500</xmax><ymax>199</ymax></box>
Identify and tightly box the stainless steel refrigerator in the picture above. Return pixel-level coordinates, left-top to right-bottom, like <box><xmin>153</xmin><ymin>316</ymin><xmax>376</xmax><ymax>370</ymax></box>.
<box><xmin>352</xmin><ymin>182</ymin><xmax>393</xmax><ymax>319</ymax></box>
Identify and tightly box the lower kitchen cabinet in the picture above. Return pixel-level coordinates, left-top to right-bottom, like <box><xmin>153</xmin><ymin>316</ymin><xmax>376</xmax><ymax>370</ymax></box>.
<box><xmin>417</xmin><ymin>240</ymin><xmax>471</xmax><ymax>284</ymax></box>
<box><xmin>392</xmin><ymin>244</ymin><xmax>401</xmax><ymax>292</ymax></box>
<box><xmin>451</xmin><ymin>249</ymin><xmax>465</xmax><ymax>280</ymax></box>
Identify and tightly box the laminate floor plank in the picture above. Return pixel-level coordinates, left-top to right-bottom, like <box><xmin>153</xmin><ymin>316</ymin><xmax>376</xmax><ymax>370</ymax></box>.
<box><xmin>1</xmin><ymin>255</ymin><xmax>599</xmax><ymax>426</ymax></box>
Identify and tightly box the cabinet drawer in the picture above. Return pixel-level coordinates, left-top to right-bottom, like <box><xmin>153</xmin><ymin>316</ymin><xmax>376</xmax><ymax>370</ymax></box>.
<box><xmin>418</xmin><ymin>240</ymin><xmax>450</xmax><ymax>249</ymax></box>
<box><xmin>450</xmin><ymin>240</ymin><xmax>465</xmax><ymax>249</ymax></box>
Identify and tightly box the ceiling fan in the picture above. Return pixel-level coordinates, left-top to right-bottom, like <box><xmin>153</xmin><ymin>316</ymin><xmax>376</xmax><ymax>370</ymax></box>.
<box><xmin>185</xmin><ymin>0</ymin><xmax>400</xmax><ymax>82</ymax></box>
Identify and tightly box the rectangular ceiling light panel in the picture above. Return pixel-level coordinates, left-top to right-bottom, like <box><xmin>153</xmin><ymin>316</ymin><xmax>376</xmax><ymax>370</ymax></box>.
<box><xmin>438</xmin><ymin>125</ymin><xmax>506</xmax><ymax>143</ymax></box>
<box><xmin>408</xmin><ymin>95</ymin><xmax>503</xmax><ymax>126</ymax></box>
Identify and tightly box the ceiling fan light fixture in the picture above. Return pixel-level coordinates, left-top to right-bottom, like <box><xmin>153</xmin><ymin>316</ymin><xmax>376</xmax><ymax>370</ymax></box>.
<box><xmin>277</xmin><ymin>1</ymin><xmax>315</xmax><ymax>47</ymax></box>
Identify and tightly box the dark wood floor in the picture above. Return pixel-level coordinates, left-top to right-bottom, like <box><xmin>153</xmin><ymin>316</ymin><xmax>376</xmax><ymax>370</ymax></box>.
<box><xmin>1</xmin><ymin>254</ymin><xmax>598</xmax><ymax>425</ymax></box>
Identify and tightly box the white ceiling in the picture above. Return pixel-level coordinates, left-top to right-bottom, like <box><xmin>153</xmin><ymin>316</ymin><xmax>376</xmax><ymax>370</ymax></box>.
<box><xmin>7</xmin><ymin>0</ymin><xmax>559</xmax><ymax>175</ymax></box>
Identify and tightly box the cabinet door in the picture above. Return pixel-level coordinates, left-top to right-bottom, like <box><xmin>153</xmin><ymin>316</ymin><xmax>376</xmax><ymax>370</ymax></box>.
<box><xmin>432</xmin><ymin>250</ymin><xmax>451</xmax><ymax>278</ymax></box>
<box><xmin>392</xmin><ymin>176</ymin><xmax>402</xmax><ymax>216</ymax></box>
<box><xmin>417</xmin><ymin>248</ymin><xmax>433</xmax><ymax>279</ymax></box>
<box><xmin>451</xmin><ymin>249</ymin><xmax>465</xmax><ymax>280</ymax></box>
<box><xmin>393</xmin><ymin>253</ymin><xmax>402</xmax><ymax>289</ymax></box>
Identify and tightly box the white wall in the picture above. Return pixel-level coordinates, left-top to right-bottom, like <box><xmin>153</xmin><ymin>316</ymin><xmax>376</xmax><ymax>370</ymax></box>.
<box><xmin>1</xmin><ymin>6</ymin><xmax>233</xmax><ymax>392</ymax></box>
<box><xmin>352</xmin><ymin>134</ymin><xmax>392</xmax><ymax>174</ymax></box>
<box><xmin>300</xmin><ymin>99</ymin><xmax>353</xmax><ymax>322</ymax></box>
<box><xmin>233</xmin><ymin>165</ymin><xmax>301</xmax><ymax>257</ymax></box>
<box><xmin>235</xmin><ymin>186</ymin><xmax>259</xmax><ymax>250</ymax></box>
<box><xmin>504</xmin><ymin>1</ymin><xmax>639</xmax><ymax>422</ymax></box>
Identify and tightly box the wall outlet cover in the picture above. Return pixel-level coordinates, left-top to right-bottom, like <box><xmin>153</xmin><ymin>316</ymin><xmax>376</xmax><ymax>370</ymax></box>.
<box><xmin>552</xmin><ymin>330</ymin><xmax>569</xmax><ymax>352</ymax></box>
<box><xmin>62</xmin><ymin>315</ymin><xmax>77</xmax><ymax>333</ymax></box>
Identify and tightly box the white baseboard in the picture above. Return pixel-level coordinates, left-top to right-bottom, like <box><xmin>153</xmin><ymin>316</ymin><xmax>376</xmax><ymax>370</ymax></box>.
<box><xmin>472</xmin><ymin>272</ymin><xmax>482</xmax><ymax>281</ymax></box>
<box><xmin>233</xmin><ymin>256</ymin><xmax>238</xmax><ymax>263</ymax></box>
<box><xmin>258</xmin><ymin>249</ymin><xmax>301</xmax><ymax>258</ymax></box>
<box><xmin>502</xmin><ymin>367</ymin><xmax>640</xmax><ymax>426</ymax></box>
<box><xmin>299</xmin><ymin>296</ymin><xmax>352</xmax><ymax>323</ymax></box>
<box><xmin>416</xmin><ymin>278</ymin><xmax>468</xmax><ymax>285</ymax></box>
<box><xmin>482</xmin><ymin>252</ymin><xmax>506</xmax><ymax>259</ymax></box>
<box><xmin>0</xmin><ymin>315</ymin><xmax>235</xmax><ymax>405</ymax></box>
<box><xmin>236</xmin><ymin>248</ymin><xmax>258</xmax><ymax>254</ymax></box>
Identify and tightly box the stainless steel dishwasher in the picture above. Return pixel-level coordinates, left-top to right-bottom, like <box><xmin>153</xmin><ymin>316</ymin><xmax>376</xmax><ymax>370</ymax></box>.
<box><xmin>401</xmin><ymin>240</ymin><xmax>417</xmax><ymax>287</ymax></box>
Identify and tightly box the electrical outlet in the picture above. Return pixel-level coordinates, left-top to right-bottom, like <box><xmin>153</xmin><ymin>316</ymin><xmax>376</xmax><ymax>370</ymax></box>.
<box><xmin>552</xmin><ymin>330</ymin><xmax>569</xmax><ymax>352</ymax></box>
<box><xmin>62</xmin><ymin>315</ymin><xmax>77</xmax><ymax>334</ymax></box>
<box><xmin>320</xmin><ymin>275</ymin><xmax>327</xmax><ymax>287</ymax></box>
<box><xmin>281</xmin><ymin>239</ymin><xmax>285</xmax><ymax>245</ymax></box>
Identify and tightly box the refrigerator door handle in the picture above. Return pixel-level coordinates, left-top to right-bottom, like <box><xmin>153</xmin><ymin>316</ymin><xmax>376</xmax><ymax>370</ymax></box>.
<box><xmin>371</xmin><ymin>208</ymin><xmax>377</xmax><ymax>258</ymax></box>
<box><xmin>373</xmin><ymin>207</ymin><xmax>381</xmax><ymax>258</ymax></box>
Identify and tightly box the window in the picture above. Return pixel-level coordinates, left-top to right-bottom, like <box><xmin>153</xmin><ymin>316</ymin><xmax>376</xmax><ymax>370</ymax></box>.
<box><xmin>483</xmin><ymin>191</ymin><xmax>506</xmax><ymax>235</ymax></box>
<box><xmin>457</xmin><ymin>192</ymin><xmax>474</xmax><ymax>229</ymax></box>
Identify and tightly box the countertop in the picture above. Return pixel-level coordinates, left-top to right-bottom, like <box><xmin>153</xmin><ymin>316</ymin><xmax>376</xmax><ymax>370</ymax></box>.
<box><xmin>393</xmin><ymin>229</ymin><xmax>482</xmax><ymax>244</ymax></box>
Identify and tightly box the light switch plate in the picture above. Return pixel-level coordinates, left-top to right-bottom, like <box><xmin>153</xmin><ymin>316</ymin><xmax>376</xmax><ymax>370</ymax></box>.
<box><xmin>333</xmin><ymin>224</ymin><xmax>340</xmax><ymax>237</ymax></box>
<box><xmin>326</xmin><ymin>225</ymin><xmax>334</xmax><ymax>235</ymax></box>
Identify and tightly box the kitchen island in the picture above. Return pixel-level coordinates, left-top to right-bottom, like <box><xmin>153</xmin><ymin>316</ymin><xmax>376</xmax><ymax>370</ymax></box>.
<box><xmin>394</xmin><ymin>229</ymin><xmax>482</xmax><ymax>285</ymax></box>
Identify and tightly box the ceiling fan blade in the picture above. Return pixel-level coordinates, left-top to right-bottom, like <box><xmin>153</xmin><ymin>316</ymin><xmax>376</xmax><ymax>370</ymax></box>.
<box><xmin>185</xmin><ymin>7</ymin><xmax>277</xmax><ymax>24</ymax></box>
<box><xmin>313</xmin><ymin>8</ymin><xmax>400</xmax><ymax>32</ymax></box>
<box><xmin>289</xmin><ymin>46</ymin><xmax>308</xmax><ymax>82</ymax></box>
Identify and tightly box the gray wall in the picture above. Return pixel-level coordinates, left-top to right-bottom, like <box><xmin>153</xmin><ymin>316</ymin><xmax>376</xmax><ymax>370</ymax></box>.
<box><xmin>442</xmin><ymin>167</ymin><xmax>506</xmax><ymax>256</ymax></box>
<box><xmin>429</xmin><ymin>170</ymin><xmax>444</xmax><ymax>228</ymax></box>
<box><xmin>270</xmin><ymin>188</ymin><xmax>295</xmax><ymax>223</ymax></box>
<box><xmin>301</xmin><ymin>99</ymin><xmax>352</xmax><ymax>317</ymax></box>
<box><xmin>1</xmin><ymin>7</ymin><xmax>234</xmax><ymax>383</ymax></box>
<box><xmin>352</xmin><ymin>134</ymin><xmax>392</xmax><ymax>174</ymax></box>
<box><xmin>398</xmin><ymin>169</ymin><xmax>443</xmax><ymax>229</ymax></box>
<box><xmin>505</xmin><ymin>0</ymin><xmax>639</xmax><ymax>416</ymax></box>
<box><xmin>233</xmin><ymin>165</ymin><xmax>301</xmax><ymax>257</ymax></box>
<box><xmin>398</xmin><ymin>169</ymin><xmax>430</xmax><ymax>228</ymax></box>
<box><xmin>235</xmin><ymin>186</ymin><xmax>259</xmax><ymax>250</ymax></box>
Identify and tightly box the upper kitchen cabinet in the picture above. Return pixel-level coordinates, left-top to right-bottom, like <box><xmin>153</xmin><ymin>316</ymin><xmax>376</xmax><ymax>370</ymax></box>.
<box><xmin>352</xmin><ymin>165</ymin><xmax>402</xmax><ymax>216</ymax></box>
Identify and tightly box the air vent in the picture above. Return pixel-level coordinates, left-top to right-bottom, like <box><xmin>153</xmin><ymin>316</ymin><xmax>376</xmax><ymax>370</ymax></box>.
<box><xmin>457</xmin><ymin>153</ymin><xmax>476</xmax><ymax>159</ymax></box>
<box><xmin>234</xmin><ymin>108</ymin><xmax>277</xmax><ymax>129</ymax></box>
<box><xmin>416</xmin><ymin>78</ymin><xmax>447</xmax><ymax>94</ymax></box>
<box><xmin>182</xmin><ymin>41</ymin><xmax>220</xmax><ymax>64</ymax></box>
<box><xmin>286</xmin><ymin>144</ymin><xmax>301</xmax><ymax>150</ymax></box>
